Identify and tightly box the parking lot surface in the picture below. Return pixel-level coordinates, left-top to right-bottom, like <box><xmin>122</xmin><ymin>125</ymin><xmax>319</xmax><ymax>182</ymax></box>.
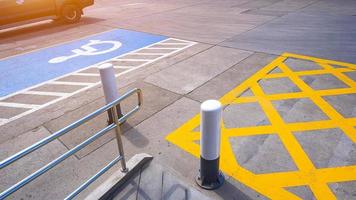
<box><xmin>0</xmin><ymin>0</ymin><xmax>355</xmax><ymax>199</ymax></box>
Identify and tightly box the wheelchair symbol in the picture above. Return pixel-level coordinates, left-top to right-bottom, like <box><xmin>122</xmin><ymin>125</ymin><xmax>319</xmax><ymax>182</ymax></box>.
<box><xmin>49</xmin><ymin>40</ymin><xmax>122</xmax><ymax>64</ymax></box>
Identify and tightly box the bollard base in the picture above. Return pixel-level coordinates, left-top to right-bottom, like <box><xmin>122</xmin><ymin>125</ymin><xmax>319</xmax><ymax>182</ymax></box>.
<box><xmin>195</xmin><ymin>171</ymin><xmax>224</xmax><ymax>190</ymax></box>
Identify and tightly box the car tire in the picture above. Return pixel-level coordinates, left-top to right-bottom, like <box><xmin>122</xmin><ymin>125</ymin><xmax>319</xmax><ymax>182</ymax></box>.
<box><xmin>61</xmin><ymin>4</ymin><xmax>81</xmax><ymax>23</ymax></box>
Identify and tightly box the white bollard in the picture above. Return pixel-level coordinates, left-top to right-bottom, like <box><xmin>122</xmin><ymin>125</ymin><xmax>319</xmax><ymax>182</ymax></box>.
<box><xmin>196</xmin><ymin>100</ymin><xmax>224</xmax><ymax>190</ymax></box>
<box><xmin>98</xmin><ymin>63</ymin><xmax>123</xmax><ymax>123</ymax></box>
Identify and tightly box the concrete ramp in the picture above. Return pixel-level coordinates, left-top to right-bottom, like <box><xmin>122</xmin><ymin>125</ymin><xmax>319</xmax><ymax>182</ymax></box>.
<box><xmin>87</xmin><ymin>154</ymin><xmax>211</xmax><ymax>200</ymax></box>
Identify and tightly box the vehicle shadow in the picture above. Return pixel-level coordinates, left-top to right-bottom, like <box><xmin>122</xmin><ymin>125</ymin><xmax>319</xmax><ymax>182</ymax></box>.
<box><xmin>0</xmin><ymin>17</ymin><xmax>105</xmax><ymax>39</ymax></box>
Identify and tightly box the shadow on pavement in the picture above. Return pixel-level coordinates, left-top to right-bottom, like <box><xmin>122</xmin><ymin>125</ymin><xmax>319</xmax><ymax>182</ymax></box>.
<box><xmin>0</xmin><ymin>17</ymin><xmax>105</xmax><ymax>39</ymax></box>
<box><xmin>214</xmin><ymin>179</ymin><xmax>253</xmax><ymax>200</ymax></box>
<box><xmin>122</xmin><ymin>125</ymin><xmax>149</xmax><ymax>148</ymax></box>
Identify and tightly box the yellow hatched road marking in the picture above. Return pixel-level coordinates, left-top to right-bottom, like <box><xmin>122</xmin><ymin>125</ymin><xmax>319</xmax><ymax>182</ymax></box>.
<box><xmin>264</xmin><ymin>67</ymin><xmax>354</xmax><ymax>79</ymax></box>
<box><xmin>166</xmin><ymin>52</ymin><xmax>356</xmax><ymax>199</ymax></box>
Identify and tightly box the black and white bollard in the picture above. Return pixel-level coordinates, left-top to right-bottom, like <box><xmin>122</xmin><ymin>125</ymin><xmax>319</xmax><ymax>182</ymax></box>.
<box><xmin>196</xmin><ymin>100</ymin><xmax>224</xmax><ymax>190</ymax></box>
<box><xmin>98</xmin><ymin>63</ymin><xmax>123</xmax><ymax>124</ymax></box>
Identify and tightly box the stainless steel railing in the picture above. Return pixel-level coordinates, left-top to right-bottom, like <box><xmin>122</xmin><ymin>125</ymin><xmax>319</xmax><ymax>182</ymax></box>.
<box><xmin>0</xmin><ymin>88</ymin><xmax>143</xmax><ymax>200</ymax></box>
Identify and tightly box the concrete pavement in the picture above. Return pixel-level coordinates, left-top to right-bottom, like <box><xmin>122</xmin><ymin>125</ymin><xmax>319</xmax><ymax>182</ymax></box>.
<box><xmin>0</xmin><ymin>0</ymin><xmax>355</xmax><ymax>199</ymax></box>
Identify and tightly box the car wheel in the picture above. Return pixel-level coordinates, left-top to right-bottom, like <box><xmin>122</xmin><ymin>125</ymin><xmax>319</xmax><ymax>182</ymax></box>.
<box><xmin>61</xmin><ymin>4</ymin><xmax>81</xmax><ymax>23</ymax></box>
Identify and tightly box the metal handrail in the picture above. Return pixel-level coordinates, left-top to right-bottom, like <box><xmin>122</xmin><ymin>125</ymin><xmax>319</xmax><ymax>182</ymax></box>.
<box><xmin>0</xmin><ymin>88</ymin><xmax>143</xmax><ymax>200</ymax></box>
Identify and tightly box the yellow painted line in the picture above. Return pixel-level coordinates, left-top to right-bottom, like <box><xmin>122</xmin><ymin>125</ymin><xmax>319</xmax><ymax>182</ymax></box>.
<box><xmin>166</xmin><ymin>52</ymin><xmax>356</xmax><ymax>200</ymax></box>
<box><xmin>257</xmin><ymin>165</ymin><xmax>356</xmax><ymax>187</ymax></box>
<box><xmin>278</xmin><ymin>62</ymin><xmax>356</xmax><ymax>142</ymax></box>
<box><xmin>233</xmin><ymin>87</ymin><xmax>356</xmax><ymax>104</ymax></box>
<box><xmin>264</xmin><ymin>67</ymin><xmax>354</xmax><ymax>79</ymax></box>
<box><xmin>318</xmin><ymin>63</ymin><xmax>356</xmax><ymax>88</ymax></box>
<box><xmin>282</xmin><ymin>52</ymin><xmax>356</xmax><ymax>70</ymax></box>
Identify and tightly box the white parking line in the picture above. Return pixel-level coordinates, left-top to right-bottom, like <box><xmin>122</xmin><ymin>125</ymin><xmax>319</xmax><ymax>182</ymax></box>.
<box><xmin>0</xmin><ymin>38</ymin><xmax>197</xmax><ymax>126</ymax></box>
<box><xmin>146</xmin><ymin>47</ymin><xmax>181</xmax><ymax>50</ymax></box>
<box><xmin>157</xmin><ymin>43</ymin><xmax>189</xmax><ymax>45</ymax></box>
<box><xmin>113</xmin><ymin>66</ymin><xmax>136</xmax><ymax>69</ymax></box>
<box><xmin>73</xmin><ymin>73</ymin><xmax>100</xmax><ymax>76</ymax></box>
<box><xmin>48</xmin><ymin>81</ymin><xmax>94</xmax><ymax>86</ymax></box>
<box><xmin>0</xmin><ymin>102</ymin><xmax>39</xmax><ymax>109</ymax></box>
<box><xmin>113</xmin><ymin>58</ymin><xmax>152</xmax><ymax>62</ymax></box>
<box><xmin>130</xmin><ymin>53</ymin><xmax>166</xmax><ymax>55</ymax></box>
<box><xmin>0</xmin><ymin>118</ymin><xmax>8</xmax><ymax>124</ymax></box>
<box><xmin>23</xmin><ymin>91</ymin><xmax>69</xmax><ymax>96</ymax></box>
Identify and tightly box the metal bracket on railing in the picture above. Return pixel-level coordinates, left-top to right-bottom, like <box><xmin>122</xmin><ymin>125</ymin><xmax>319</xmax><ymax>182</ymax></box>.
<box><xmin>0</xmin><ymin>88</ymin><xmax>143</xmax><ymax>200</ymax></box>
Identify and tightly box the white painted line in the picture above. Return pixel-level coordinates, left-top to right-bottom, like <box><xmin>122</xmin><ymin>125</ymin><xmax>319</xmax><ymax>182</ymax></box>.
<box><xmin>0</xmin><ymin>84</ymin><xmax>93</xmax><ymax>127</ymax></box>
<box><xmin>123</xmin><ymin>3</ymin><xmax>145</xmax><ymax>6</ymax></box>
<box><xmin>113</xmin><ymin>66</ymin><xmax>136</xmax><ymax>69</ymax></box>
<box><xmin>23</xmin><ymin>91</ymin><xmax>69</xmax><ymax>97</ymax></box>
<box><xmin>130</xmin><ymin>53</ymin><xmax>167</xmax><ymax>55</ymax></box>
<box><xmin>0</xmin><ymin>118</ymin><xmax>9</xmax><ymax>125</ymax></box>
<box><xmin>146</xmin><ymin>47</ymin><xmax>181</xmax><ymax>50</ymax></box>
<box><xmin>0</xmin><ymin>102</ymin><xmax>39</xmax><ymax>109</ymax></box>
<box><xmin>115</xmin><ymin>41</ymin><xmax>197</xmax><ymax>78</ymax></box>
<box><xmin>48</xmin><ymin>81</ymin><xmax>94</xmax><ymax>86</ymax></box>
<box><xmin>156</xmin><ymin>43</ymin><xmax>189</xmax><ymax>45</ymax></box>
<box><xmin>165</xmin><ymin>38</ymin><xmax>195</xmax><ymax>43</ymax></box>
<box><xmin>0</xmin><ymin>38</ymin><xmax>197</xmax><ymax>127</ymax></box>
<box><xmin>113</xmin><ymin>58</ymin><xmax>152</xmax><ymax>62</ymax></box>
<box><xmin>74</xmin><ymin>73</ymin><xmax>100</xmax><ymax>76</ymax></box>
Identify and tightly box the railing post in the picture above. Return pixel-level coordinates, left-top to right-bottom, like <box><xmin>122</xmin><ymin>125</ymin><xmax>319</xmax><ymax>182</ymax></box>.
<box><xmin>98</xmin><ymin>63</ymin><xmax>123</xmax><ymax>124</ymax></box>
<box><xmin>111</xmin><ymin>106</ymin><xmax>127</xmax><ymax>172</ymax></box>
<box><xmin>196</xmin><ymin>100</ymin><xmax>224</xmax><ymax>190</ymax></box>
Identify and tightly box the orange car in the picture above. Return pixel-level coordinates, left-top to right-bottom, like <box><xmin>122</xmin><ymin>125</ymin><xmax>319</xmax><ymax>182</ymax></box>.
<box><xmin>0</xmin><ymin>0</ymin><xmax>94</xmax><ymax>26</ymax></box>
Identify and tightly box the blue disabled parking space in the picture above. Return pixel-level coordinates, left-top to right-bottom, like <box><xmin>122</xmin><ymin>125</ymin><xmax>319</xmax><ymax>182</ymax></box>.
<box><xmin>0</xmin><ymin>29</ymin><xmax>167</xmax><ymax>97</ymax></box>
